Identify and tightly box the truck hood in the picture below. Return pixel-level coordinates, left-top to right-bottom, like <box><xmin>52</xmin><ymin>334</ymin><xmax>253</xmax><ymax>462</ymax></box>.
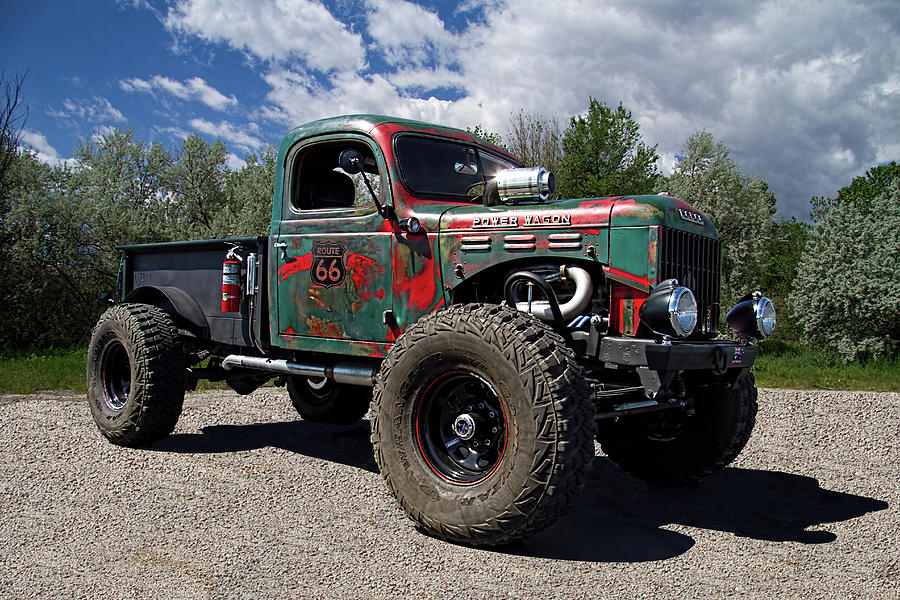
<box><xmin>438</xmin><ymin>194</ymin><xmax>717</xmax><ymax>238</ymax></box>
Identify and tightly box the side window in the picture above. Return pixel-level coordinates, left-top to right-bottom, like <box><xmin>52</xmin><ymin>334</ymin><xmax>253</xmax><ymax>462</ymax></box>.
<box><xmin>394</xmin><ymin>135</ymin><xmax>519</xmax><ymax>200</ymax></box>
<box><xmin>290</xmin><ymin>142</ymin><xmax>382</xmax><ymax>211</ymax></box>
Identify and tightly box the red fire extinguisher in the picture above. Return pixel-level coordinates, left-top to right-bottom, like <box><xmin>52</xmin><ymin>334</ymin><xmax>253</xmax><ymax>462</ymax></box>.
<box><xmin>221</xmin><ymin>247</ymin><xmax>242</xmax><ymax>313</ymax></box>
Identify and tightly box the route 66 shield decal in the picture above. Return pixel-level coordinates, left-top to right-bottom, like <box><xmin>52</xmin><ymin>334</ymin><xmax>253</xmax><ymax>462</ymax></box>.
<box><xmin>311</xmin><ymin>241</ymin><xmax>346</xmax><ymax>288</ymax></box>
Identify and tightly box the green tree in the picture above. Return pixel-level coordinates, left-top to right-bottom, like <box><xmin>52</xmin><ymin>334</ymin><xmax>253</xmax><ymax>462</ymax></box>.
<box><xmin>62</xmin><ymin>128</ymin><xmax>179</xmax><ymax>341</ymax></box>
<box><xmin>167</xmin><ymin>134</ymin><xmax>228</xmax><ymax>238</ymax></box>
<box><xmin>0</xmin><ymin>149</ymin><xmax>107</xmax><ymax>349</ymax></box>
<box><xmin>1</xmin><ymin>71</ymin><xmax>28</xmax><ymax>203</ymax></box>
<box><xmin>212</xmin><ymin>146</ymin><xmax>277</xmax><ymax>238</ymax></box>
<box><xmin>71</xmin><ymin>128</ymin><xmax>174</xmax><ymax>247</ymax></box>
<box><xmin>0</xmin><ymin>114</ymin><xmax>283</xmax><ymax>349</ymax></box>
<box><xmin>661</xmin><ymin>130</ymin><xmax>776</xmax><ymax>309</ymax></box>
<box><xmin>466</xmin><ymin>125</ymin><xmax>505</xmax><ymax>149</ymax></box>
<box><xmin>0</xmin><ymin>73</ymin><xmax>107</xmax><ymax>349</ymax></box>
<box><xmin>791</xmin><ymin>163</ymin><xmax>900</xmax><ymax>361</ymax></box>
<box><xmin>557</xmin><ymin>99</ymin><xmax>659</xmax><ymax>198</ymax></box>
<box><xmin>759</xmin><ymin>218</ymin><xmax>809</xmax><ymax>341</ymax></box>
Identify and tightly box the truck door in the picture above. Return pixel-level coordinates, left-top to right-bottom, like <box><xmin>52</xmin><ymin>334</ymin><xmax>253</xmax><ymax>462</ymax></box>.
<box><xmin>273</xmin><ymin>137</ymin><xmax>393</xmax><ymax>352</ymax></box>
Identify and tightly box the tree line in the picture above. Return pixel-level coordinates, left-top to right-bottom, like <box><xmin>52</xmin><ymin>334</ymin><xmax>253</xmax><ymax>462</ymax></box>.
<box><xmin>1</xmin><ymin>75</ymin><xmax>896</xmax><ymax>361</ymax></box>
<box><xmin>0</xmin><ymin>74</ymin><xmax>277</xmax><ymax>349</ymax></box>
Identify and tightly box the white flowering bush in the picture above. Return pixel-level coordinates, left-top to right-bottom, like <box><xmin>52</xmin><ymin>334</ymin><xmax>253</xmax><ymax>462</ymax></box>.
<box><xmin>790</xmin><ymin>166</ymin><xmax>900</xmax><ymax>362</ymax></box>
<box><xmin>662</xmin><ymin>131</ymin><xmax>777</xmax><ymax>309</ymax></box>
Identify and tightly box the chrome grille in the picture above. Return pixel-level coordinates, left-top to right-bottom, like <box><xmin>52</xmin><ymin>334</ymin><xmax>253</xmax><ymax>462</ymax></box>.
<box><xmin>659</xmin><ymin>228</ymin><xmax>720</xmax><ymax>334</ymax></box>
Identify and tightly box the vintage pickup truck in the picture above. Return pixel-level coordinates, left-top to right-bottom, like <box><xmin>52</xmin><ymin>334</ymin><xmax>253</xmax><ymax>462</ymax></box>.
<box><xmin>87</xmin><ymin>114</ymin><xmax>776</xmax><ymax>546</ymax></box>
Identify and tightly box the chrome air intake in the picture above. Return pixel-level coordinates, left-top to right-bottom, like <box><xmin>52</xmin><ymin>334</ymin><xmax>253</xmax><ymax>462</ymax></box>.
<box><xmin>484</xmin><ymin>167</ymin><xmax>555</xmax><ymax>206</ymax></box>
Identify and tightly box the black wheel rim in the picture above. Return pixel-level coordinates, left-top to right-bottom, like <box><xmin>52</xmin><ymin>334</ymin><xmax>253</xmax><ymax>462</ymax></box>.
<box><xmin>414</xmin><ymin>371</ymin><xmax>507</xmax><ymax>485</ymax></box>
<box><xmin>304</xmin><ymin>376</ymin><xmax>334</xmax><ymax>405</ymax></box>
<box><xmin>100</xmin><ymin>341</ymin><xmax>131</xmax><ymax>411</ymax></box>
<box><xmin>642</xmin><ymin>408</ymin><xmax>689</xmax><ymax>442</ymax></box>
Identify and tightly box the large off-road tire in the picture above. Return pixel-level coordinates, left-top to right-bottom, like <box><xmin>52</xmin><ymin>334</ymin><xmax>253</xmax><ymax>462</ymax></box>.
<box><xmin>287</xmin><ymin>376</ymin><xmax>371</xmax><ymax>424</ymax></box>
<box><xmin>597</xmin><ymin>373</ymin><xmax>758</xmax><ymax>484</ymax></box>
<box><xmin>371</xmin><ymin>304</ymin><xmax>595</xmax><ymax>547</ymax></box>
<box><xmin>226</xmin><ymin>372</ymin><xmax>272</xmax><ymax>396</ymax></box>
<box><xmin>86</xmin><ymin>303</ymin><xmax>186</xmax><ymax>447</ymax></box>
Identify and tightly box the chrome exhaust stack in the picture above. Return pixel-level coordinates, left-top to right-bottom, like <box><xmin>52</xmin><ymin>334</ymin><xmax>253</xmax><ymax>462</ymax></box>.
<box><xmin>222</xmin><ymin>355</ymin><xmax>377</xmax><ymax>387</ymax></box>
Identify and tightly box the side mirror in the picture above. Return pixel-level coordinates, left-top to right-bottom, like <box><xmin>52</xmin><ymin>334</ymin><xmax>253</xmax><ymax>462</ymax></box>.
<box><xmin>338</xmin><ymin>147</ymin><xmax>389</xmax><ymax>220</ymax></box>
<box><xmin>339</xmin><ymin>148</ymin><xmax>365</xmax><ymax>174</ymax></box>
<box><xmin>454</xmin><ymin>161</ymin><xmax>478</xmax><ymax>175</ymax></box>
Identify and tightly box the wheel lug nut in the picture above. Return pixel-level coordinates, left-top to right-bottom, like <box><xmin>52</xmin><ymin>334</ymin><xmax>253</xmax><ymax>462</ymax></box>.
<box><xmin>491</xmin><ymin>426</ymin><xmax>498</xmax><ymax>433</ymax></box>
<box><xmin>471</xmin><ymin>440</ymin><xmax>479</xmax><ymax>448</ymax></box>
<box><xmin>478</xmin><ymin>403</ymin><xmax>484</xmax><ymax>409</ymax></box>
<box><xmin>484</xmin><ymin>439</ymin><xmax>491</xmax><ymax>446</ymax></box>
<box><xmin>466</xmin><ymin>405</ymin><xmax>473</xmax><ymax>411</ymax></box>
<box><xmin>488</xmin><ymin>412</ymin><xmax>495</xmax><ymax>419</ymax></box>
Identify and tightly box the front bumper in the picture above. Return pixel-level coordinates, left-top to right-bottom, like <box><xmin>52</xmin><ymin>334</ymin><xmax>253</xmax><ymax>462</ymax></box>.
<box><xmin>596</xmin><ymin>337</ymin><xmax>758</xmax><ymax>372</ymax></box>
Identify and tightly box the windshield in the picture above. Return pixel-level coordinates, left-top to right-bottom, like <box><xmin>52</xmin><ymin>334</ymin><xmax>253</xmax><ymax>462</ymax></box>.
<box><xmin>395</xmin><ymin>135</ymin><xmax>519</xmax><ymax>199</ymax></box>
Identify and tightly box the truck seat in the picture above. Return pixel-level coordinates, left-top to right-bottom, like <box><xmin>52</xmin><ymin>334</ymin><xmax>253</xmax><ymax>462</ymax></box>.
<box><xmin>300</xmin><ymin>169</ymin><xmax>356</xmax><ymax>209</ymax></box>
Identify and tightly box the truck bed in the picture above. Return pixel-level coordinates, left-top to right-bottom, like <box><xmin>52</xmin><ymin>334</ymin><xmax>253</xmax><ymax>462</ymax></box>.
<box><xmin>118</xmin><ymin>236</ymin><xmax>268</xmax><ymax>349</ymax></box>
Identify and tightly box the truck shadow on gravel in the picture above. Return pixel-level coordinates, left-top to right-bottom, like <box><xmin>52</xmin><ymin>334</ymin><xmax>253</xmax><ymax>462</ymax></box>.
<box><xmin>151</xmin><ymin>419</ymin><xmax>379</xmax><ymax>473</ymax></box>
<box><xmin>508</xmin><ymin>456</ymin><xmax>889</xmax><ymax>563</ymax></box>
<box><xmin>150</xmin><ymin>422</ymin><xmax>887</xmax><ymax>564</ymax></box>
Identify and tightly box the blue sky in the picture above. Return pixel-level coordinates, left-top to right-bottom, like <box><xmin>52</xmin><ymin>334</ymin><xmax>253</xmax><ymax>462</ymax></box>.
<box><xmin>2</xmin><ymin>0</ymin><xmax>899</xmax><ymax>220</ymax></box>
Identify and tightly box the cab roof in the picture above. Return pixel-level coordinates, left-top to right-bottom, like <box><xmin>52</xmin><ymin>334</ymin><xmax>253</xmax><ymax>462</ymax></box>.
<box><xmin>278</xmin><ymin>114</ymin><xmax>512</xmax><ymax>160</ymax></box>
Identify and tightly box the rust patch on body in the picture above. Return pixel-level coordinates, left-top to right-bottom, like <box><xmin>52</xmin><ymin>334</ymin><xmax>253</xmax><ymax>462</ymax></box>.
<box><xmin>306</xmin><ymin>316</ymin><xmax>346</xmax><ymax>338</ymax></box>
<box><xmin>347</xmin><ymin>253</ymin><xmax>386</xmax><ymax>302</ymax></box>
<box><xmin>279</xmin><ymin>253</ymin><xmax>313</xmax><ymax>281</ymax></box>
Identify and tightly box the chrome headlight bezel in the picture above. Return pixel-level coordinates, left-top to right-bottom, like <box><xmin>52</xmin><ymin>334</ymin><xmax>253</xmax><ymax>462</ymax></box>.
<box><xmin>668</xmin><ymin>286</ymin><xmax>699</xmax><ymax>338</ymax></box>
<box><xmin>755</xmin><ymin>296</ymin><xmax>777</xmax><ymax>338</ymax></box>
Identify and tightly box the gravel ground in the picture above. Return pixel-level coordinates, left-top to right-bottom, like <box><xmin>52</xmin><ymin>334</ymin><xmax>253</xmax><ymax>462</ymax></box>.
<box><xmin>0</xmin><ymin>387</ymin><xmax>897</xmax><ymax>599</ymax></box>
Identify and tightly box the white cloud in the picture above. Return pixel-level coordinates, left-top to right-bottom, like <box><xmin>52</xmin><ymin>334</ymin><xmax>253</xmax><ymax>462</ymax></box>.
<box><xmin>658</xmin><ymin>152</ymin><xmax>679</xmax><ymax>178</ymax></box>
<box><xmin>225</xmin><ymin>152</ymin><xmax>246</xmax><ymax>170</ymax></box>
<box><xmin>120</xmin><ymin>75</ymin><xmax>238</xmax><ymax>111</ymax></box>
<box><xmin>20</xmin><ymin>130</ymin><xmax>72</xmax><ymax>166</ymax></box>
<box><xmin>155</xmin><ymin>125</ymin><xmax>190</xmax><ymax>141</ymax></box>
<box><xmin>91</xmin><ymin>125</ymin><xmax>118</xmax><ymax>143</ymax></box>
<box><xmin>188</xmin><ymin>118</ymin><xmax>263</xmax><ymax>151</ymax></box>
<box><xmin>366</xmin><ymin>0</ymin><xmax>455</xmax><ymax>66</ymax></box>
<box><xmin>50</xmin><ymin>97</ymin><xmax>126</xmax><ymax>123</ymax></box>
<box><xmin>165</xmin><ymin>0</ymin><xmax>364</xmax><ymax>72</ymax></box>
<box><xmin>386</xmin><ymin>66</ymin><xmax>465</xmax><ymax>94</ymax></box>
<box><xmin>433</xmin><ymin>0</ymin><xmax>900</xmax><ymax>218</ymax></box>
<box><xmin>119</xmin><ymin>78</ymin><xmax>153</xmax><ymax>94</ymax></box>
<box><xmin>158</xmin><ymin>0</ymin><xmax>900</xmax><ymax>219</ymax></box>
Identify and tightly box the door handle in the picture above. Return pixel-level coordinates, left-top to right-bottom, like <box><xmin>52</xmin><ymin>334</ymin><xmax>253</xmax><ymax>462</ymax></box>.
<box><xmin>273</xmin><ymin>241</ymin><xmax>288</xmax><ymax>259</ymax></box>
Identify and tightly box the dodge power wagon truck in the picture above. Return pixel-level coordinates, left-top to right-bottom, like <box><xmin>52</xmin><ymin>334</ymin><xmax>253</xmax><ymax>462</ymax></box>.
<box><xmin>87</xmin><ymin>114</ymin><xmax>776</xmax><ymax>547</ymax></box>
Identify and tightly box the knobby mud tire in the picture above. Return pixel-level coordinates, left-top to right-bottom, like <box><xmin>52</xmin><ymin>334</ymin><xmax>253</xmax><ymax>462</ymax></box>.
<box><xmin>86</xmin><ymin>303</ymin><xmax>185</xmax><ymax>447</ymax></box>
<box><xmin>597</xmin><ymin>373</ymin><xmax>758</xmax><ymax>484</ymax></box>
<box><xmin>371</xmin><ymin>304</ymin><xmax>595</xmax><ymax>547</ymax></box>
<box><xmin>287</xmin><ymin>376</ymin><xmax>371</xmax><ymax>425</ymax></box>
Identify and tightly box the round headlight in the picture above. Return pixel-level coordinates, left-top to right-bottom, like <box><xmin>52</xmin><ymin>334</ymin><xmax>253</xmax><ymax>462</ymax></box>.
<box><xmin>669</xmin><ymin>287</ymin><xmax>698</xmax><ymax>338</ymax></box>
<box><xmin>638</xmin><ymin>279</ymin><xmax>698</xmax><ymax>339</ymax></box>
<box><xmin>726</xmin><ymin>292</ymin><xmax>777</xmax><ymax>339</ymax></box>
